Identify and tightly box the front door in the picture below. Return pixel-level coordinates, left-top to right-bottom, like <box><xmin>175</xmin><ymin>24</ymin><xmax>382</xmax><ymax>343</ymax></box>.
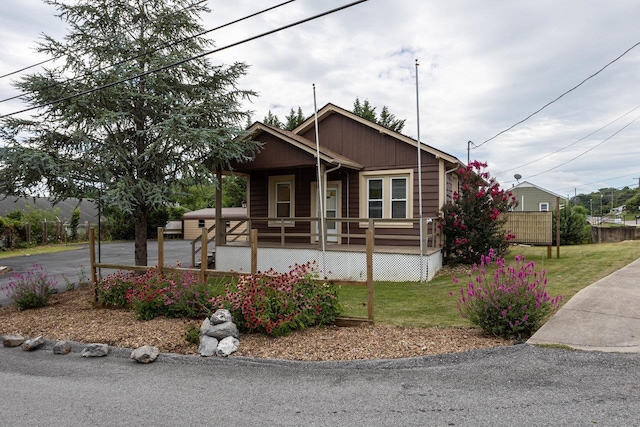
<box><xmin>312</xmin><ymin>182</ymin><xmax>340</xmax><ymax>243</ymax></box>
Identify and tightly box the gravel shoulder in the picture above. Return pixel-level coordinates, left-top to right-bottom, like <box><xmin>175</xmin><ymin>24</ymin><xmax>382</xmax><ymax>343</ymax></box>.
<box><xmin>0</xmin><ymin>285</ymin><xmax>511</xmax><ymax>361</ymax></box>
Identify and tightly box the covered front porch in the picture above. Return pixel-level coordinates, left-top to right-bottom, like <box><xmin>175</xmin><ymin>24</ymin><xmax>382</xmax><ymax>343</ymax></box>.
<box><xmin>194</xmin><ymin>216</ymin><xmax>444</xmax><ymax>282</ymax></box>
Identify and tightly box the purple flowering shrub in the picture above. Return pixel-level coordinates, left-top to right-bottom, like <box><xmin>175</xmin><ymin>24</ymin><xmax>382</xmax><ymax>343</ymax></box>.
<box><xmin>3</xmin><ymin>264</ymin><xmax>57</xmax><ymax>310</ymax></box>
<box><xmin>210</xmin><ymin>262</ymin><xmax>341</xmax><ymax>337</ymax></box>
<box><xmin>453</xmin><ymin>249</ymin><xmax>562</xmax><ymax>339</ymax></box>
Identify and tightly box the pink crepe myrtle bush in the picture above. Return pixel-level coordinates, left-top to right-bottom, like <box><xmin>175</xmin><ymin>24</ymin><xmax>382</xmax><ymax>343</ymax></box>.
<box><xmin>3</xmin><ymin>263</ymin><xmax>57</xmax><ymax>310</ymax></box>
<box><xmin>96</xmin><ymin>267</ymin><xmax>222</xmax><ymax>320</ymax></box>
<box><xmin>439</xmin><ymin>161</ymin><xmax>517</xmax><ymax>265</ymax></box>
<box><xmin>210</xmin><ymin>262</ymin><xmax>341</xmax><ymax>337</ymax></box>
<box><xmin>453</xmin><ymin>249</ymin><xmax>562</xmax><ymax>339</ymax></box>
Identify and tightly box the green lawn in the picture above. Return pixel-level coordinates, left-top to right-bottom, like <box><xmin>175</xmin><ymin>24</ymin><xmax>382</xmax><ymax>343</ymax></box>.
<box><xmin>0</xmin><ymin>244</ymin><xmax>84</xmax><ymax>259</ymax></box>
<box><xmin>338</xmin><ymin>240</ymin><xmax>640</xmax><ymax>328</ymax></box>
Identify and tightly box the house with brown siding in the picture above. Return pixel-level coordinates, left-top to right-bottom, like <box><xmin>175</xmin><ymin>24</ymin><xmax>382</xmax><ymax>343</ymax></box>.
<box><xmin>213</xmin><ymin>103</ymin><xmax>462</xmax><ymax>281</ymax></box>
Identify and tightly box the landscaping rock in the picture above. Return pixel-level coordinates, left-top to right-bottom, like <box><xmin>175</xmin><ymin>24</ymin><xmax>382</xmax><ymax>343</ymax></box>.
<box><xmin>202</xmin><ymin>321</ymin><xmax>238</xmax><ymax>340</ymax></box>
<box><xmin>210</xmin><ymin>309</ymin><xmax>232</xmax><ymax>325</ymax></box>
<box><xmin>199</xmin><ymin>335</ymin><xmax>218</xmax><ymax>357</ymax></box>
<box><xmin>2</xmin><ymin>334</ymin><xmax>25</xmax><ymax>347</ymax></box>
<box><xmin>130</xmin><ymin>345</ymin><xmax>159</xmax><ymax>364</ymax></box>
<box><xmin>216</xmin><ymin>336</ymin><xmax>240</xmax><ymax>357</ymax></box>
<box><xmin>22</xmin><ymin>336</ymin><xmax>45</xmax><ymax>351</ymax></box>
<box><xmin>53</xmin><ymin>341</ymin><xmax>72</xmax><ymax>355</ymax></box>
<box><xmin>200</xmin><ymin>317</ymin><xmax>211</xmax><ymax>335</ymax></box>
<box><xmin>81</xmin><ymin>343</ymin><xmax>109</xmax><ymax>357</ymax></box>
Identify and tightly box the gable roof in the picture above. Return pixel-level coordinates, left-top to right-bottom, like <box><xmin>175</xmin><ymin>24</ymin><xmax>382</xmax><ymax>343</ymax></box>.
<box><xmin>293</xmin><ymin>103</ymin><xmax>462</xmax><ymax>166</ymax></box>
<box><xmin>510</xmin><ymin>181</ymin><xmax>566</xmax><ymax>199</ymax></box>
<box><xmin>245</xmin><ymin>122</ymin><xmax>363</xmax><ymax>170</ymax></box>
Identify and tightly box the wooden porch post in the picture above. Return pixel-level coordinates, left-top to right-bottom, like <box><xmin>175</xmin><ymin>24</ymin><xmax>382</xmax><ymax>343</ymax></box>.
<box><xmin>88</xmin><ymin>227</ymin><xmax>97</xmax><ymax>301</ymax></box>
<box><xmin>201</xmin><ymin>227</ymin><xmax>208</xmax><ymax>283</ymax></box>
<box><xmin>157</xmin><ymin>227</ymin><xmax>164</xmax><ymax>274</ymax></box>
<box><xmin>250</xmin><ymin>229</ymin><xmax>258</xmax><ymax>275</ymax></box>
<box><xmin>215</xmin><ymin>168</ymin><xmax>224</xmax><ymax>246</ymax></box>
<box><xmin>366</xmin><ymin>228</ymin><xmax>375</xmax><ymax>322</ymax></box>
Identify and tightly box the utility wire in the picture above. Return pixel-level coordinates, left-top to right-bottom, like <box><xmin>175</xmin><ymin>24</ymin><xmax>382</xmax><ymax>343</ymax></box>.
<box><xmin>0</xmin><ymin>0</ymin><xmax>296</xmax><ymax>104</ymax></box>
<box><xmin>0</xmin><ymin>0</ymin><xmax>368</xmax><ymax>119</ymax></box>
<box><xmin>495</xmin><ymin>103</ymin><xmax>640</xmax><ymax>176</ymax></box>
<box><xmin>555</xmin><ymin>171</ymin><xmax>640</xmax><ymax>192</ymax></box>
<box><xmin>474</xmin><ymin>40</ymin><xmax>640</xmax><ymax>149</ymax></box>
<box><xmin>0</xmin><ymin>58</ymin><xmax>55</xmax><ymax>80</ymax></box>
<box><xmin>0</xmin><ymin>0</ymin><xmax>209</xmax><ymax>81</ymax></box>
<box><xmin>518</xmin><ymin>113</ymin><xmax>640</xmax><ymax>182</ymax></box>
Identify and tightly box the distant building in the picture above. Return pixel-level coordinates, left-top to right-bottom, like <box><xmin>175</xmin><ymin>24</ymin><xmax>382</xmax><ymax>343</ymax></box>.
<box><xmin>509</xmin><ymin>181</ymin><xmax>567</xmax><ymax>212</ymax></box>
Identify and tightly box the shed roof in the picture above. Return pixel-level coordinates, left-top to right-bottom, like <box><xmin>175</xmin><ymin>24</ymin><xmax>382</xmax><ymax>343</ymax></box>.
<box><xmin>183</xmin><ymin>207</ymin><xmax>247</xmax><ymax>220</ymax></box>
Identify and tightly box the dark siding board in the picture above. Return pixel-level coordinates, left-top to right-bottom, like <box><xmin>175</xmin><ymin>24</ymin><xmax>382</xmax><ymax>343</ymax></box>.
<box><xmin>236</xmin><ymin>133</ymin><xmax>317</xmax><ymax>171</ymax></box>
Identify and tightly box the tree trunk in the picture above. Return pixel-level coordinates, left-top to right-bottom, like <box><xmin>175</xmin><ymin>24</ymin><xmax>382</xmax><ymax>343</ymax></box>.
<box><xmin>134</xmin><ymin>208</ymin><xmax>148</xmax><ymax>266</ymax></box>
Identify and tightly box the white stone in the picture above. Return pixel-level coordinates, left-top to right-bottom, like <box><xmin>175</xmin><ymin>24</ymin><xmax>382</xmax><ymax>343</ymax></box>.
<box><xmin>22</xmin><ymin>336</ymin><xmax>45</xmax><ymax>351</ymax></box>
<box><xmin>198</xmin><ymin>335</ymin><xmax>218</xmax><ymax>357</ymax></box>
<box><xmin>130</xmin><ymin>345</ymin><xmax>159</xmax><ymax>363</ymax></box>
<box><xmin>216</xmin><ymin>336</ymin><xmax>239</xmax><ymax>357</ymax></box>
<box><xmin>210</xmin><ymin>309</ymin><xmax>232</xmax><ymax>325</ymax></box>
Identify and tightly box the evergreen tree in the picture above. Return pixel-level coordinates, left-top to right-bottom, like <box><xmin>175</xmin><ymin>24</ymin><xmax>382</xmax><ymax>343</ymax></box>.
<box><xmin>352</xmin><ymin>97</ymin><xmax>405</xmax><ymax>133</ymax></box>
<box><xmin>263</xmin><ymin>110</ymin><xmax>284</xmax><ymax>128</ymax></box>
<box><xmin>284</xmin><ymin>107</ymin><xmax>305</xmax><ymax>131</ymax></box>
<box><xmin>352</xmin><ymin>97</ymin><xmax>378</xmax><ymax>123</ymax></box>
<box><xmin>378</xmin><ymin>106</ymin><xmax>406</xmax><ymax>133</ymax></box>
<box><xmin>0</xmin><ymin>0</ymin><xmax>260</xmax><ymax>265</ymax></box>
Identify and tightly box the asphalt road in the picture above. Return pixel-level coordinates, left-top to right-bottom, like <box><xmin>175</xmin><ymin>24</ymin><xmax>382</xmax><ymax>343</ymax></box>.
<box><xmin>1</xmin><ymin>343</ymin><xmax>639</xmax><ymax>426</ymax></box>
<box><xmin>0</xmin><ymin>240</ymin><xmax>193</xmax><ymax>306</ymax></box>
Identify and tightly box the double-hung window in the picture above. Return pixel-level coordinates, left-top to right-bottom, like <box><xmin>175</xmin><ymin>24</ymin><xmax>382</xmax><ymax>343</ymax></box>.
<box><xmin>367</xmin><ymin>178</ymin><xmax>383</xmax><ymax>218</ymax></box>
<box><xmin>360</xmin><ymin>170</ymin><xmax>413</xmax><ymax>226</ymax></box>
<box><xmin>268</xmin><ymin>175</ymin><xmax>295</xmax><ymax>225</ymax></box>
<box><xmin>390</xmin><ymin>177</ymin><xmax>408</xmax><ymax>218</ymax></box>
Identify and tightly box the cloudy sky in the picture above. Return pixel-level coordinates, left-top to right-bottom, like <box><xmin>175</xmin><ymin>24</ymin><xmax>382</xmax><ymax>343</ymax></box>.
<box><xmin>2</xmin><ymin>0</ymin><xmax>640</xmax><ymax>197</ymax></box>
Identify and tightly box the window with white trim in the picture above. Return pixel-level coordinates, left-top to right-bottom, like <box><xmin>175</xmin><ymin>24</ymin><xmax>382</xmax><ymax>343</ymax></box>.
<box><xmin>360</xmin><ymin>170</ymin><xmax>413</xmax><ymax>223</ymax></box>
<box><xmin>539</xmin><ymin>202</ymin><xmax>549</xmax><ymax>212</ymax></box>
<box><xmin>367</xmin><ymin>178</ymin><xmax>383</xmax><ymax>218</ymax></box>
<box><xmin>268</xmin><ymin>175</ymin><xmax>295</xmax><ymax>224</ymax></box>
<box><xmin>390</xmin><ymin>177</ymin><xmax>408</xmax><ymax>218</ymax></box>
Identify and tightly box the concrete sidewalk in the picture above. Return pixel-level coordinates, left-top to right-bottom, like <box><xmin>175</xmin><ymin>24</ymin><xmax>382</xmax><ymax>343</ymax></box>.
<box><xmin>528</xmin><ymin>257</ymin><xmax>640</xmax><ymax>353</ymax></box>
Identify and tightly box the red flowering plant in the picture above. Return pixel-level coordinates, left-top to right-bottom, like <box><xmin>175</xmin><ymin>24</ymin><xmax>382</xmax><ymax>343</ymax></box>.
<box><xmin>96</xmin><ymin>267</ymin><xmax>221</xmax><ymax>320</ymax></box>
<box><xmin>439</xmin><ymin>161</ymin><xmax>517</xmax><ymax>265</ymax></box>
<box><xmin>209</xmin><ymin>262</ymin><xmax>341</xmax><ymax>337</ymax></box>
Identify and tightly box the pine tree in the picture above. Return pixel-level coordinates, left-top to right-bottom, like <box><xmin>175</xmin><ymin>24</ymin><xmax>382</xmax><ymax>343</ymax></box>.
<box><xmin>263</xmin><ymin>110</ymin><xmax>284</xmax><ymax>128</ymax></box>
<box><xmin>0</xmin><ymin>0</ymin><xmax>259</xmax><ymax>265</ymax></box>
<box><xmin>284</xmin><ymin>107</ymin><xmax>305</xmax><ymax>131</ymax></box>
<box><xmin>352</xmin><ymin>97</ymin><xmax>405</xmax><ymax>133</ymax></box>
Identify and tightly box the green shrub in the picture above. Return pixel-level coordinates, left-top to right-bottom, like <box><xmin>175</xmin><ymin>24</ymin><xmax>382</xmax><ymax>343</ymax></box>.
<box><xmin>453</xmin><ymin>249</ymin><xmax>562</xmax><ymax>339</ymax></box>
<box><xmin>3</xmin><ymin>264</ymin><xmax>57</xmax><ymax>310</ymax></box>
<box><xmin>210</xmin><ymin>262</ymin><xmax>341</xmax><ymax>337</ymax></box>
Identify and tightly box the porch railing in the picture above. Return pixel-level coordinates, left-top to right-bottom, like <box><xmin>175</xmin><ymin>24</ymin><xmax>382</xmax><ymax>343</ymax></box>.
<box><xmin>212</xmin><ymin>217</ymin><xmax>441</xmax><ymax>246</ymax></box>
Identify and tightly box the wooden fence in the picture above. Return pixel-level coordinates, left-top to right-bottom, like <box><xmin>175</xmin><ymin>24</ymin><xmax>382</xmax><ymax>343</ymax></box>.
<box><xmin>88</xmin><ymin>227</ymin><xmax>375</xmax><ymax>323</ymax></box>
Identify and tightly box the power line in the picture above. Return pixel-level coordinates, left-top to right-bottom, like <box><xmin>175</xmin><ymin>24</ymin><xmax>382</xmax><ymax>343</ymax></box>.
<box><xmin>0</xmin><ymin>0</ymin><xmax>209</xmax><ymax>82</ymax></box>
<box><xmin>0</xmin><ymin>0</ymin><xmax>295</xmax><ymax>105</ymax></box>
<box><xmin>0</xmin><ymin>0</ymin><xmax>369</xmax><ymax>120</ymax></box>
<box><xmin>554</xmin><ymin>172</ymin><xmax>640</xmax><ymax>193</ymax></box>
<box><xmin>516</xmin><ymin>113</ymin><xmax>640</xmax><ymax>182</ymax></box>
<box><xmin>494</xmin><ymin>103</ymin><xmax>640</xmax><ymax>176</ymax></box>
<box><xmin>473</xmin><ymin>40</ymin><xmax>640</xmax><ymax>149</ymax></box>
<box><xmin>0</xmin><ymin>58</ymin><xmax>55</xmax><ymax>80</ymax></box>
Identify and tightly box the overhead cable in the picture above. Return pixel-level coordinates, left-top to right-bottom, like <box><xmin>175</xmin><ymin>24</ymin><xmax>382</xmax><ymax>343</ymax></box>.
<box><xmin>474</xmin><ymin>40</ymin><xmax>640</xmax><ymax>149</ymax></box>
<box><xmin>0</xmin><ymin>0</ymin><xmax>296</xmax><ymax>105</ymax></box>
<box><xmin>1</xmin><ymin>0</ymin><xmax>367</xmax><ymax>119</ymax></box>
